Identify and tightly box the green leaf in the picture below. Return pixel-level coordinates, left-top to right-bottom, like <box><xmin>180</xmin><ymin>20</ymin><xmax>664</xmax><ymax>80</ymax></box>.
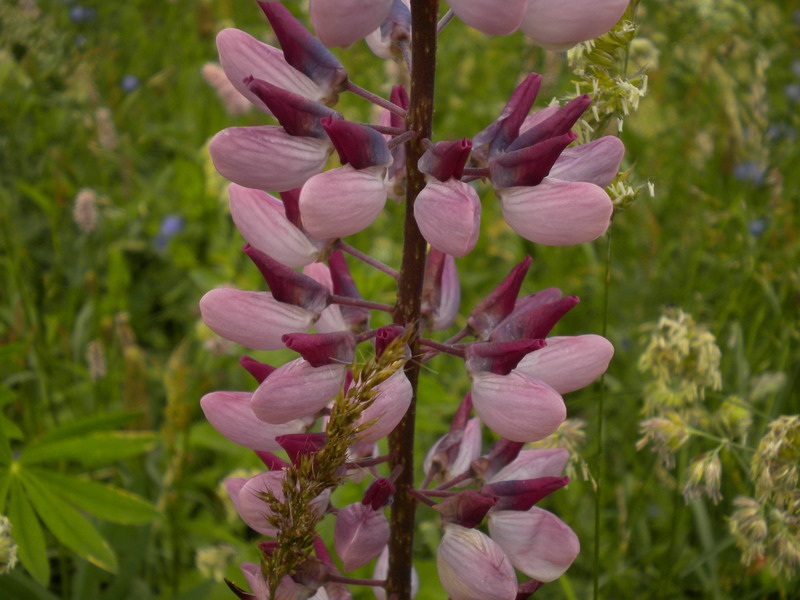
<box><xmin>30</xmin><ymin>469</ymin><xmax>159</xmax><ymax>525</ymax></box>
<box><xmin>33</xmin><ymin>412</ymin><xmax>143</xmax><ymax>445</ymax></box>
<box><xmin>20</xmin><ymin>470</ymin><xmax>118</xmax><ymax>573</ymax></box>
<box><xmin>20</xmin><ymin>431</ymin><xmax>157</xmax><ymax>467</ymax></box>
<box><xmin>1</xmin><ymin>413</ymin><xmax>24</xmax><ymax>440</ymax></box>
<box><xmin>7</xmin><ymin>477</ymin><xmax>50</xmax><ymax>585</ymax></box>
<box><xmin>0</xmin><ymin>570</ymin><xmax>61</xmax><ymax>600</ymax></box>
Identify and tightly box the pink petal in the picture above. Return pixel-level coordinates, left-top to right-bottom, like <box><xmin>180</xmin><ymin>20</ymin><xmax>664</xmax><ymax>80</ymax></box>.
<box><xmin>499</xmin><ymin>177</ymin><xmax>613</xmax><ymax>246</ymax></box>
<box><xmin>518</xmin><ymin>105</ymin><xmax>560</xmax><ymax>135</ymax></box>
<box><xmin>216</xmin><ymin>28</ymin><xmax>323</xmax><ymax>115</ymax></box>
<box><xmin>199</xmin><ymin>289</ymin><xmax>315</xmax><ymax>351</ymax></box>
<box><xmin>448</xmin><ymin>0</ymin><xmax>529</xmax><ymax>36</ymax></box>
<box><xmin>300</xmin><ymin>165</ymin><xmax>388</xmax><ymax>238</ymax></box>
<box><xmin>471</xmin><ymin>371</ymin><xmax>565</xmax><ymax>442</ymax></box>
<box><xmin>521</xmin><ymin>0</ymin><xmax>630</xmax><ymax>50</ymax></box>
<box><xmin>229</xmin><ymin>184</ymin><xmax>322</xmax><ymax>268</ymax></box>
<box><xmin>437</xmin><ymin>524</ymin><xmax>517</xmax><ymax>600</ymax></box>
<box><xmin>355</xmin><ymin>370</ymin><xmax>412</xmax><ymax>443</ymax></box>
<box><xmin>414</xmin><ymin>179</ymin><xmax>481</xmax><ymax>257</ymax></box>
<box><xmin>310</xmin><ymin>0</ymin><xmax>394</xmax><ymax>47</ymax></box>
<box><xmin>201</xmin><ymin>391</ymin><xmax>308</xmax><ymax>451</ymax></box>
<box><xmin>488</xmin><ymin>448</ymin><xmax>570</xmax><ymax>483</ymax></box>
<box><xmin>423</xmin><ymin>417</ymin><xmax>482</xmax><ymax>484</ymax></box>
<box><xmin>210</xmin><ymin>126</ymin><xmax>331</xmax><ymax>192</ymax></box>
<box><xmin>373</xmin><ymin>546</ymin><xmax>419</xmax><ymax>600</ymax></box>
<box><xmin>549</xmin><ymin>136</ymin><xmax>625</xmax><ymax>187</ymax></box>
<box><xmin>251</xmin><ymin>357</ymin><xmax>346</xmax><ymax>424</ymax></box>
<box><xmin>433</xmin><ymin>254</ymin><xmax>460</xmax><ymax>331</ymax></box>
<box><xmin>488</xmin><ymin>507</ymin><xmax>580</xmax><ymax>582</ymax></box>
<box><xmin>515</xmin><ymin>334</ymin><xmax>614</xmax><ymax>393</ymax></box>
<box><xmin>334</xmin><ymin>503</ymin><xmax>390</xmax><ymax>571</ymax></box>
<box><xmin>241</xmin><ymin>563</ymin><xmax>302</xmax><ymax>600</ymax></box>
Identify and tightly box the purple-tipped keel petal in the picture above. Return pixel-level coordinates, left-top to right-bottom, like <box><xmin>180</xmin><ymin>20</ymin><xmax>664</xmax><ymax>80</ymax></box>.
<box><xmin>246</xmin><ymin>77</ymin><xmax>340</xmax><ymax>138</ymax></box>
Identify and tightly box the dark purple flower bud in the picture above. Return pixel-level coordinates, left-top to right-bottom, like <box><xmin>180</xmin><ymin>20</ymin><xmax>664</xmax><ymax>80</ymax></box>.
<box><xmin>466</xmin><ymin>339</ymin><xmax>546</xmax><ymax>375</ymax></box>
<box><xmin>239</xmin><ymin>355</ymin><xmax>277</xmax><ymax>383</ymax></box>
<box><xmin>490</xmin><ymin>292</ymin><xmax>580</xmax><ymax>342</ymax></box>
<box><xmin>418</xmin><ymin>139</ymin><xmax>473</xmax><ymax>182</ymax></box>
<box><xmin>243</xmin><ymin>243</ymin><xmax>330</xmax><ymax>313</ymax></box>
<box><xmin>282</xmin><ymin>331</ymin><xmax>356</xmax><ymax>367</ymax></box>
<box><xmin>258</xmin><ymin>540</ymin><xmax>280</xmax><ymax>556</ymax></box>
<box><xmin>433</xmin><ymin>490</ymin><xmax>499</xmax><ymax>529</ymax></box>
<box><xmin>279</xmin><ymin>188</ymin><xmax>304</xmax><ymax>229</ymax></box>
<box><xmin>375</xmin><ymin>325</ymin><xmax>405</xmax><ymax>358</ymax></box>
<box><xmin>276</xmin><ymin>432</ymin><xmax>328</xmax><ymax>464</ymax></box>
<box><xmin>246</xmin><ymin>76</ymin><xmax>340</xmax><ymax>138</ymax></box>
<box><xmin>473</xmin><ymin>438</ymin><xmax>525</xmax><ymax>481</ymax></box>
<box><xmin>257</xmin><ymin>1</ymin><xmax>348</xmax><ymax>102</ymax></box>
<box><xmin>516</xmin><ymin>579</ymin><xmax>544</xmax><ymax>600</ymax></box>
<box><xmin>507</xmin><ymin>95</ymin><xmax>592</xmax><ymax>152</ymax></box>
<box><xmin>321</xmin><ymin>116</ymin><xmax>392</xmax><ymax>169</ymax></box>
<box><xmin>362</xmin><ymin>478</ymin><xmax>396</xmax><ymax>509</ymax></box>
<box><xmin>490</xmin><ymin>132</ymin><xmax>577</xmax><ymax>188</ymax></box>
<box><xmin>481</xmin><ymin>476</ymin><xmax>569</xmax><ymax>511</ymax></box>
<box><xmin>254</xmin><ymin>450</ymin><xmax>291</xmax><ymax>470</ymax></box>
<box><xmin>329</xmin><ymin>251</ymin><xmax>370</xmax><ymax>331</ymax></box>
<box><xmin>468</xmin><ymin>256</ymin><xmax>532</xmax><ymax>338</ymax></box>
<box><xmin>473</xmin><ymin>74</ymin><xmax>542</xmax><ymax>162</ymax></box>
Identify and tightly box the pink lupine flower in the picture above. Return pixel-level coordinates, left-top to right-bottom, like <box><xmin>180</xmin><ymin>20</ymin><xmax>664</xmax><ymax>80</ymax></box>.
<box><xmin>423</xmin><ymin>417</ymin><xmax>482</xmax><ymax>485</ymax></box>
<box><xmin>470</xmin><ymin>370</ymin><xmax>565</xmax><ymax>442</ymax></box>
<box><xmin>276</xmin><ymin>432</ymin><xmax>328</xmax><ymax>464</ymax></box>
<box><xmin>200</xmin><ymin>391</ymin><xmax>308</xmax><ymax>451</ymax></box>
<box><xmin>215</xmin><ymin>28</ymin><xmax>323</xmax><ymax>113</ymax></box>
<box><xmin>468</xmin><ymin>256</ymin><xmax>532</xmax><ymax>338</ymax></box>
<box><xmin>514</xmin><ymin>334</ymin><xmax>614</xmax><ymax>393</ymax></box>
<box><xmin>520</xmin><ymin>0</ymin><xmax>630</xmax><ymax>51</ymax></box>
<box><xmin>433</xmin><ymin>490</ymin><xmax>499</xmax><ymax>528</ymax></box>
<box><xmin>487</xmin><ymin>507</ymin><xmax>580</xmax><ymax>582</ymax></box>
<box><xmin>240</xmin><ymin>562</ymin><xmax>305</xmax><ymax>600</ymax></box>
<box><xmin>447</xmin><ymin>0</ymin><xmax>529</xmax><ymax>36</ymax></box>
<box><xmin>354</xmin><ymin>369</ymin><xmax>412</xmax><ymax>443</ymax></box>
<box><xmin>372</xmin><ymin>546</ymin><xmax>419</xmax><ymax>600</ymax></box>
<box><xmin>228</xmin><ymin>184</ymin><xmax>325</xmax><ymax>268</ymax></box>
<box><xmin>251</xmin><ymin>357</ymin><xmax>347</xmax><ymax>423</ymax></box>
<box><xmin>334</xmin><ymin>502</ymin><xmax>390</xmax><ymax>571</ymax></box>
<box><xmin>365</xmin><ymin>0</ymin><xmax>411</xmax><ymax>59</ymax></box>
<box><xmin>421</xmin><ymin>249</ymin><xmax>461</xmax><ymax>331</ymax></box>
<box><xmin>199</xmin><ymin>288</ymin><xmax>316</xmax><ymax>350</ymax></box>
<box><xmin>548</xmin><ymin>136</ymin><xmax>626</xmax><ymax>187</ymax></box>
<box><xmin>303</xmin><ymin>262</ymin><xmax>349</xmax><ymax>333</ymax></box>
<box><xmin>310</xmin><ymin>0</ymin><xmax>394</xmax><ymax>48</ymax></box>
<box><xmin>209</xmin><ymin>126</ymin><xmax>331</xmax><ymax>192</ymax></box>
<box><xmin>480</xmin><ymin>476</ymin><xmax>569</xmax><ymax>511</ymax></box>
<box><xmin>487</xmin><ymin>447</ymin><xmax>570</xmax><ymax>483</ymax></box>
<box><xmin>488</xmin><ymin>288</ymin><xmax>579</xmax><ymax>343</ymax></box>
<box><xmin>437</xmin><ymin>524</ymin><xmax>517</xmax><ymax>600</ymax></box>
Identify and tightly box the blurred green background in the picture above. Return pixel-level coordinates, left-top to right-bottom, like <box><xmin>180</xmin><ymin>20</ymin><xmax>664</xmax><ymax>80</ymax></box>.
<box><xmin>0</xmin><ymin>0</ymin><xmax>798</xmax><ymax>598</ymax></box>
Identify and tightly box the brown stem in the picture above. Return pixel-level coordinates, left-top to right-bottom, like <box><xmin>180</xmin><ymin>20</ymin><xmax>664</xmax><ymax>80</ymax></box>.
<box><xmin>386</xmin><ymin>2</ymin><xmax>439</xmax><ymax>599</ymax></box>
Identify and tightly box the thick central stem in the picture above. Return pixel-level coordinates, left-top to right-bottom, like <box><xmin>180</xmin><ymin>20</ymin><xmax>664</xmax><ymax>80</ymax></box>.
<box><xmin>387</xmin><ymin>1</ymin><xmax>439</xmax><ymax>599</ymax></box>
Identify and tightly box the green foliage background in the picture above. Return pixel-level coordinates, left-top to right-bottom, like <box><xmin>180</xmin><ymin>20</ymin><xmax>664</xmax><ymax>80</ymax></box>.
<box><xmin>0</xmin><ymin>0</ymin><xmax>798</xmax><ymax>598</ymax></box>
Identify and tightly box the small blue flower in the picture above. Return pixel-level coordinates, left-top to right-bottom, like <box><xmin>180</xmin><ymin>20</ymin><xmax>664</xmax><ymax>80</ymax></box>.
<box><xmin>155</xmin><ymin>215</ymin><xmax>185</xmax><ymax>251</ymax></box>
<box><xmin>747</xmin><ymin>218</ymin><xmax>767</xmax><ymax>237</ymax></box>
<box><xmin>121</xmin><ymin>75</ymin><xmax>140</xmax><ymax>93</ymax></box>
<box><xmin>69</xmin><ymin>5</ymin><xmax>96</xmax><ymax>23</ymax></box>
<box><xmin>733</xmin><ymin>161</ymin><xmax>766</xmax><ymax>186</ymax></box>
<box><xmin>785</xmin><ymin>83</ymin><xmax>800</xmax><ymax>103</ymax></box>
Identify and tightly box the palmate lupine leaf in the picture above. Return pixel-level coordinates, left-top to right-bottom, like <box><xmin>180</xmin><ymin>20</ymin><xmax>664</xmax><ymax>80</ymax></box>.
<box><xmin>19</xmin><ymin>431</ymin><xmax>157</xmax><ymax>467</ymax></box>
<box><xmin>19</xmin><ymin>469</ymin><xmax>118</xmax><ymax>573</ymax></box>
<box><xmin>7</xmin><ymin>477</ymin><xmax>49</xmax><ymax>584</ymax></box>
<box><xmin>30</xmin><ymin>410</ymin><xmax>142</xmax><ymax>445</ymax></box>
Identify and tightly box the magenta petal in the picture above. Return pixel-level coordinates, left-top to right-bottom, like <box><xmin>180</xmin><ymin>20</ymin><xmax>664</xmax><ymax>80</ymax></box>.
<box><xmin>199</xmin><ymin>289</ymin><xmax>315</xmax><ymax>351</ymax></box>
<box><xmin>515</xmin><ymin>334</ymin><xmax>614</xmax><ymax>393</ymax></box>
<box><xmin>414</xmin><ymin>179</ymin><xmax>481</xmax><ymax>257</ymax></box>
<box><xmin>488</xmin><ymin>508</ymin><xmax>581</xmax><ymax>582</ymax></box>
<box><xmin>216</xmin><ymin>28</ymin><xmax>322</xmax><ymax>115</ymax></box>
<box><xmin>310</xmin><ymin>0</ymin><xmax>394</xmax><ymax>47</ymax></box>
<box><xmin>468</xmin><ymin>257</ymin><xmax>532</xmax><ymax>338</ymax></box>
<box><xmin>488</xmin><ymin>448</ymin><xmax>570</xmax><ymax>483</ymax></box>
<box><xmin>437</xmin><ymin>525</ymin><xmax>517</xmax><ymax>600</ymax></box>
<box><xmin>549</xmin><ymin>136</ymin><xmax>625</xmax><ymax>187</ymax></box>
<box><xmin>251</xmin><ymin>357</ymin><xmax>346</xmax><ymax>424</ymax></box>
<box><xmin>229</xmin><ymin>184</ymin><xmax>321</xmax><ymax>268</ymax></box>
<box><xmin>521</xmin><ymin>0</ymin><xmax>630</xmax><ymax>50</ymax></box>
<box><xmin>334</xmin><ymin>503</ymin><xmax>390</xmax><ymax>571</ymax></box>
<box><xmin>471</xmin><ymin>371</ymin><xmax>565</xmax><ymax>442</ymax></box>
<box><xmin>201</xmin><ymin>391</ymin><xmax>307</xmax><ymax>451</ymax></box>
<box><xmin>210</xmin><ymin>126</ymin><xmax>331</xmax><ymax>192</ymax></box>
<box><xmin>300</xmin><ymin>165</ymin><xmax>388</xmax><ymax>238</ymax></box>
<box><xmin>448</xmin><ymin>0</ymin><xmax>529</xmax><ymax>36</ymax></box>
<box><xmin>355</xmin><ymin>370</ymin><xmax>412</xmax><ymax>443</ymax></box>
<box><xmin>499</xmin><ymin>178</ymin><xmax>613</xmax><ymax>246</ymax></box>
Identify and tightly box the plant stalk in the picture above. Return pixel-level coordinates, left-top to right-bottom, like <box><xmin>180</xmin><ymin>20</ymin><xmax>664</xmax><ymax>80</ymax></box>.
<box><xmin>386</xmin><ymin>1</ymin><xmax>439</xmax><ymax>598</ymax></box>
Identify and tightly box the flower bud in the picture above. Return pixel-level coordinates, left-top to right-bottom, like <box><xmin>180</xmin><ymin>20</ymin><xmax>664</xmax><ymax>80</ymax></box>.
<box><xmin>246</xmin><ymin>76</ymin><xmax>340</xmax><ymax>138</ymax></box>
<box><xmin>418</xmin><ymin>139</ymin><xmax>473</xmax><ymax>182</ymax></box>
<box><xmin>240</xmin><ymin>355</ymin><xmax>277</xmax><ymax>383</ymax></box>
<box><xmin>471</xmin><ymin>370</ymin><xmax>565</xmax><ymax>442</ymax></box>
<box><xmin>201</xmin><ymin>391</ymin><xmax>308</xmax><ymax>451</ymax></box>
<box><xmin>199</xmin><ymin>288</ymin><xmax>316</xmax><ymax>351</ymax></box>
<box><xmin>276</xmin><ymin>432</ymin><xmax>328</xmax><ymax>464</ymax></box>
<box><xmin>514</xmin><ymin>335</ymin><xmax>614</xmax><ymax>394</ymax></box>
<box><xmin>414</xmin><ymin>179</ymin><xmax>481</xmax><ymax>257</ymax></box>
<box><xmin>437</xmin><ymin>524</ymin><xmax>517</xmax><ymax>600</ymax></box>
<box><xmin>488</xmin><ymin>507</ymin><xmax>580</xmax><ymax>582</ymax></box>
<box><xmin>362</xmin><ymin>478</ymin><xmax>396</xmax><ymax>510</ymax></box>
<box><xmin>310</xmin><ymin>0</ymin><xmax>394</xmax><ymax>48</ymax></box>
<box><xmin>322</xmin><ymin>117</ymin><xmax>392</xmax><ymax>169</ymax></box>
<box><xmin>334</xmin><ymin>503</ymin><xmax>390</xmax><ymax>571</ymax></box>
<box><xmin>282</xmin><ymin>331</ymin><xmax>356</xmax><ymax>367</ymax></box>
